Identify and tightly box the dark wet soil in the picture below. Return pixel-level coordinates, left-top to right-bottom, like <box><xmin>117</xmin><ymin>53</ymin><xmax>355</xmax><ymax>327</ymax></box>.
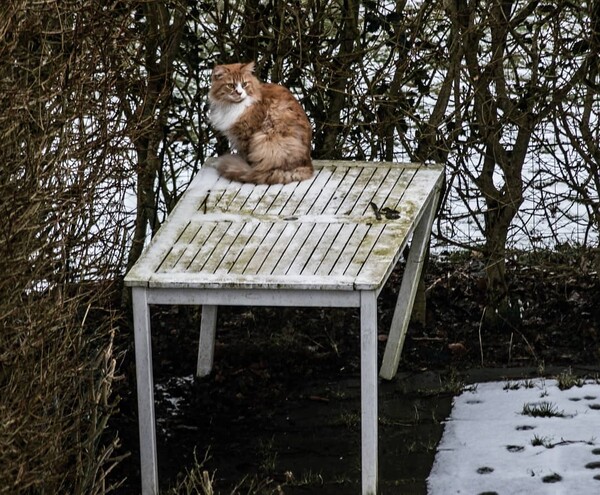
<box><xmin>110</xmin><ymin>249</ymin><xmax>600</xmax><ymax>494</ymax></box>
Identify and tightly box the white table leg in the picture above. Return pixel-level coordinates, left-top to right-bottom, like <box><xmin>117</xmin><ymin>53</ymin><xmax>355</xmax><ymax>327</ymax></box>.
<box><xmin>360</xmin><ymin>290</ymin><xmax>378</xmax><ymax>495</ymax></box>
<box><xmin>132</xmin><ymin>287</ymin><xmax>159</xmax><ymax>495</ymax></box>
<box><xmin>379</xmin><ymin>191</ymin><xmax>440</xmax><ymax>380</ymax></box>
<box><xmin>197</xmin><ymin>305</ymin><xmax>218</xmax><ymax>377</ymax></box>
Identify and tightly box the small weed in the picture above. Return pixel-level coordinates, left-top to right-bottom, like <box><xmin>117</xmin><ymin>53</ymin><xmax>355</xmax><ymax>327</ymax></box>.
<box><xmin>288</xmin><ymin>470</ymin><xmax>324</xmax><ymax>487</ymax></box>
<box><xmin>531</xmin><ymin>434</ymin><xmax>554</xmax><ymax>448</ymax></box>
<box><xmin>301</xmin><ymin>470</ymin><xmax>324</xmax><ymax>486</ymax></box>
<box><xmin>258</xmin><ymin>437</ymin><xmax>278</xmax><ymax>474</ymax></box>
<box><xmin>165</xmin><ymin>448</ymin><xmax>286</xmax><ymax>495</ymax></box>
<box><xmin>165</xmin><ymin>448</ymin><xmax>215</xmax><ymax>495</ymax></box>
<box><xmin>230</xmin><ymin>476</ymin><xmax>285</xmax><ymax>495</ymax></box>
<box><xmin>503</xmin><ymin>379</ymin><xmax>537</xmax><ymax>391</ymax></box>
<box><xmin>431</xmin><ymin>407</ymin><xmax>439</xmax><ymax>425</ymax></box>
<box><xmin>424</xmin><ymin>436</ymin><xmax>440</xmax><ymax>452</ymax></box>
<box><xmin>379</xmin><ymin>415</ymin><xmax>412</xmax><ymax>427</ymax></box>
<box><xmin>557</xmin><ymin>368</ymin><xmax>584</xmax><ymax>390</ymax></box>
<box><xmin>329</xmin><ymin>387</ymin><xmax>347</xmax><ymax>400</ymax></box>
<box><xmin>404</xmin><ymin>436</ymin><xmax>438</xmax><ymax>453</ymax></box>
<box><xmin>522</xmin><ymin>401</ymin><xmax>565</xmax><ymax>418</ymax></box>
<box><xmin>415</xmin><ymin>376</ymin><xmax>473</xmax><ymax>397</ymax></box>
<box><xmin>439</xmin><ymin>369</ymin><xmax>465</xmax><ymax>394</ymax></box>
<box><xmin>405</xmin><ymin>440</ymin><xmax>418</xmax><ymax>453</ymax></box>
<box><xmin>412</xmin><ymin>402</ymin><xmax>421</xmax><ymax>423</ymax></box>
<box><xmin>339</xmin><ymin>410</ymin><xmax>360</xmax><ymax>429</ymax></box>
<box><xmin>537</xmin><ymin>360</ymin><xmax>546</xmax><ymax>376</ymax></box>
<box><xmin>332</xmin><ymin>473</ymin><xmax>353</xmax><ymax>485</ymax></box>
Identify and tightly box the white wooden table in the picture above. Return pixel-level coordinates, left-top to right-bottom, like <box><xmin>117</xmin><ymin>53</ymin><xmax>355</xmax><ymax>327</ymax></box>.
<box><xmin>125</xmin><ymin>160</ymin><xmax>444</xmax><ymax>495</ymax></box>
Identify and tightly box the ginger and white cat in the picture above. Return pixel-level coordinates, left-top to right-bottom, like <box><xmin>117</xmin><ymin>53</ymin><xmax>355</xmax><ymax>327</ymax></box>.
<box><xmin>208</xmin><ymin>62</ymin><xmax>313</xmax><ymax>185</ymax></box>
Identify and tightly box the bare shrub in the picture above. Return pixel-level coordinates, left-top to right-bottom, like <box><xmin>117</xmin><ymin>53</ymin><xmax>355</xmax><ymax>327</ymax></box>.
<box><xmin>0</xmin><ymin>1</ymin><xmax>132</xmax><ymax>492</ymax></box>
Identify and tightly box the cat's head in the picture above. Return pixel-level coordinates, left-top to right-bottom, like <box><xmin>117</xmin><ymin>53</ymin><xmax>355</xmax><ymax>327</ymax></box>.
<box><xmin>210</xmin><ymin>62</ymin><xmax>259</xmax><ymax>104</ymax></box>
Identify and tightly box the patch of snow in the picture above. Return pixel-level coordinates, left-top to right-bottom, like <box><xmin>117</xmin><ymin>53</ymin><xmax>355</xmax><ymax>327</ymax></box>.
<box><xmin>428</xmin><ymin>378</ymin><xmax>600</xmax><ymax>494</ymax></box>
<box><xmin>155</xmin><ymin>374</ymin><xmax>194</xmax><ymax>414</ymax></box>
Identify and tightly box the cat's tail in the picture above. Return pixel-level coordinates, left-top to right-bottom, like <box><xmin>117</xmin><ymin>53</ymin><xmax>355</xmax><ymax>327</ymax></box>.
<box><xmin>215</xmin><ymin>154</ymin><xmax>313</xmax><ymax>185</ymax></box>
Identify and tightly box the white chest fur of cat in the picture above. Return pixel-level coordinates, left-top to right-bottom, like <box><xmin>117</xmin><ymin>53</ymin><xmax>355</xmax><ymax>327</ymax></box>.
<box><xmin>209</xmin><ymin>88</ymin><xmax>254</xmax><ymax>132</ymax></box>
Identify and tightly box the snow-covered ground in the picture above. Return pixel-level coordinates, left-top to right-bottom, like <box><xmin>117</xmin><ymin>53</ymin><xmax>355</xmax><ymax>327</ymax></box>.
<box><xmin>428</xmin><ymin>378</ymin><xmax>600</xmax><ymax>494</ymax></box>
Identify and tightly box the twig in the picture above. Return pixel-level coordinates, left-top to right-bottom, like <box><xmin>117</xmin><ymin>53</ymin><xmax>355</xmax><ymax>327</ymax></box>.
<box><xmin>478</xmin><ymin>307</ymin><xmax>487</xmax><ymax>366</ymax></box>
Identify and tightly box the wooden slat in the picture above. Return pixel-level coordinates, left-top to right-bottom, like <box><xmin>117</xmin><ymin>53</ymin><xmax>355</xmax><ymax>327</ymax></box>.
<box><xmin>146</xmin><ymin>271</ymin><xmax>358</xmax><ymax>291</ymax></box>
<box><xmin>278</xmin><ymin>177</ymin><xmax>317</xmax><ymax>217</ymax></box>
<box><xmin>222</xmin><ymin>182</ymin><xmax>256</xmax><ymax>212</ymax></box>
<box><xmin>314</xmin><ymin>223</ymin><xmax>359</xmax><ymax>276</ymax></box>
<box><xmin>228</xmin><ymin>222</ymin><xmax>273</xmax><ymax>273</ymax></box>
<box><xmin>304</xmin><ymin>165</ymin><xmax>351</xmax><ymax>215</ymax></box>
<box><xmin>354</xmin><ymin>223</ymin><xmax>412</xmax><ymax>287</ymax></box>
<box><xmin>270</xmin><ymin>222</ymin><xmax>318</xmax><ymax>275</ymax></box>
<box><xmin>184</xmin><ymin>222</ymin><xmax>232</xmax><ymax>272</ymax></box>
<box><xmin>333</xmin><ymin>166</ymin><xmax>378</xmax><ymax>216</ymax></box>
<box><xmin>158</xmin><ymin>221</ymin><xmax>202</xmax><ymax>272</ymax></box>
<box><xmin>288</xmin><ymin>167</ymin><xmax>334</xmax><ymax>216</ymax></box>
<box><xmin>213</xmin><ymin>222</ymin><xmax>261</xmax><ymax>275</ymax></box>
<box><xmin>210</xmin><ymin>185</ymin><xmax>241</xmax><ymax>212</ymax></box>
<box><xmin>253</xmin><ymin>184</ymin><xmax>285</xmax><ymax>215</ymax></box>
<box><xmin>266</xmin><ymin>181</ymin><xmax>303</xmax><ymax>214</ymax></box>
<box><xmin>388</xmin><ymin>166</ymin><xmax>438</xmax><ymax>211</ymax></box>
<box><xmin>199</xmin><ymin>223</ymin><xmax>246</xmax><ymax>274</ymax></box>
<box><xmin>353</xmin><ymin>167</ymin><xmax>402</xmax><ymax>216</ymax></box>
<box><xmin>237</xmin><ymin>184</ymin><xmax>271</xmax><ymax>215</ymax></box>
<box><xmin>328</xmin><ymin>223</ymin><xmax>371</xmax><ymax>277</ymax></box>
<box><xmin>242</xmin><ymin>223</ymin><xmax>288</xmax><ymax>275</ymax></box>
<box><xmin>349</xmin><ymin>167</ymin><xmax>391</xmax><ymax>215</ymax></box>
<box><xmin>366</xmin><ymin>168</ymin><xmax>416</xmax><ymax>216</ymax></box>
<box><xmin>257</xmin><ymin>223</ymin><xmax>300</xmax><ymax>275</ymax></box>
<box><xmin>342</xmin><ymin>223</ymin><xmax>387</xmax><ymax>278</ymax></box>
<box><xmin>300</xmin><ymin>223</ymin><xmax>344</xmax><ymax>276</ymax></box>
<box><xmin>203</xmin><ymin>180</ymin><xmax>236</xmax><ymax>212</ymax></box>
<box><xmin>284</xmin><ymin>223</ymin><xmax>329</xmax><ymax>276</ymax></box>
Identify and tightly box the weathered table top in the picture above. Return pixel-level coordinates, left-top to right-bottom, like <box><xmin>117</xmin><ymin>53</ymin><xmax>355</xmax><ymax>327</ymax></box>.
<box><xmin>124</xmin><ymin>161</ymin><xmax>444</xmax><ymax>292</ymax></box>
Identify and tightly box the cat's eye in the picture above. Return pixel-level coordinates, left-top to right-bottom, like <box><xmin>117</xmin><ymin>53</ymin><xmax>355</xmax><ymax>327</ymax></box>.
<box><xmin>242</xmin><ymin>81</ymin><xmax>249</xmax><ymax>88</ymax></box>
<box><xmin>226</xmin><ymin>83</ymin><xmax>235</xmax><ymax>90</ymax></box>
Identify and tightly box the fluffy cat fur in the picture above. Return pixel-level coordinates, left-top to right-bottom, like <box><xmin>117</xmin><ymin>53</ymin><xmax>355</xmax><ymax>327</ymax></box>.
<box><xmin>208</xmin><ymin>62</ymin><xmax>313</xmax><ymax>185</ymax></box>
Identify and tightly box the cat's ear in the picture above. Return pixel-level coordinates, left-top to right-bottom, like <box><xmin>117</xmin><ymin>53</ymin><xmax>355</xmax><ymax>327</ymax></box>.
<box><xmin>212</xmin><ymin>65</ymin><xmax>227</xmax><ymax>81</ymax></box>
<box><xmin>241</xmin><ymin>62</ymin><xmax>256</xmax><ymax>74</ymax></box>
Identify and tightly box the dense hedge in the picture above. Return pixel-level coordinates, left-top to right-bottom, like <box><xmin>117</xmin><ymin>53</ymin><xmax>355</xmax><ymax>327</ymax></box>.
<box><xmin>0</xmin><ymin>2</ymin><xmax>130</xmax><ymax>492</ymax></box>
